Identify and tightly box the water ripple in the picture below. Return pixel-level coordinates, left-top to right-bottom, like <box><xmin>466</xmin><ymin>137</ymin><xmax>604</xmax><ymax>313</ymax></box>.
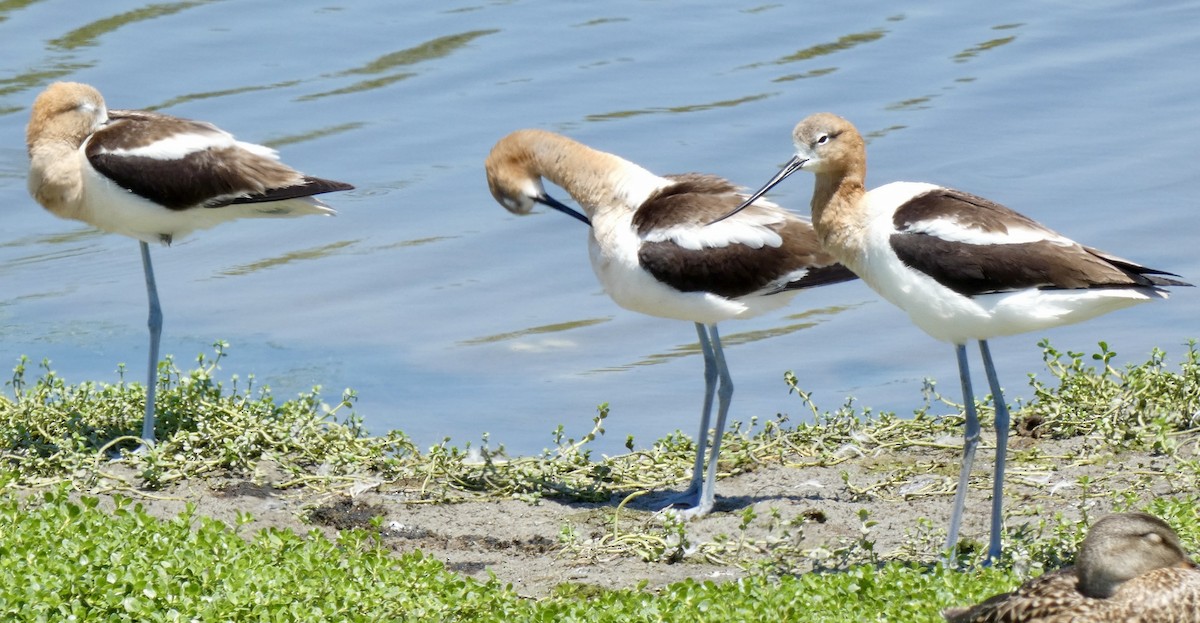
<box><xmin>148</xmin><ymin>81</ymin><xmax>305</xmax><ymax>112</ymax></box>
<box><xmin>0</xmin><ymin>64</ymin><xmax>94</xmax><ymax>99</ymax></box>
<box><xmin>459</xmin><ymin>317</ymin><xmax>610</xmax><ymax>346</ymax></box>
<box><xmin>264</xmin><ymin>122</ymin><xmax>367</xmax><ymax>149</ymax></box>
<box><xmin>586</xmin><ymin>304</ymin><xmax>859</xmax><ymax>374</ymax></box>
<box><xmin>741</xmin><ymin>28</ymin><xmax>888</xmax><ymax>70</ymax></box>
<box><xmin>773</xmin><ymin>67</ymin><xmax>838</xmax><ymax>83</ymax></box>
<box><xmin>214</xmin><ymin>240</ymin><xmax>359</xmax><ymax>278</ymax></box>
<box><xmin>298</xmin><ymin>29</ymin><xmax>500</xmax><ymax>101</ymax></box>
<box><xmin>953</xmin><ymin>35</ymin><xmax>1018</xmax><ymax>63</ymax></box>
<box><xmin>48</xmin><ymin>1</ymin><xmax>213</xmax><ymax>50</ymax></box>
<box><xmin>585</xmin><ymin>93</ymin><xmax>775</xmax><ymax>122</ymax></box>
<box><xmin>0</xmin><ymin>0</ymin><xmax>40</xmax><ymax>24</ymax></box>
<box><xmin>573</xmin><ymin>17</ymin><xmax>629</xmax><ymax>27</ymax></box>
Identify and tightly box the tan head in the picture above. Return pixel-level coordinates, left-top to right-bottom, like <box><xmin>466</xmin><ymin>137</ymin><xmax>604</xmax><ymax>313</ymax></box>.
<box><xmin>484</xmin><ymin>129</ymin><xmax>590</xmax><ymax>225</ymax></box>
<box><xmin>485</xmin><ymin>129</ymin><xmax>547</xmax><ymax>215</ymax></box>
<box><xmin>708</xmin><ymin>112</ymin><xmax>867</xmax><ymax>225</ymax></box>
<box><xmin>1076</xmin><ymin>512</ymin><xmax>1194</xmax><ymax>598</ymax></box>
<box><xmin>26</xmin><ymin>82</ymin><xmax>109</xmax><ymax>152</ymax></box>
<box><xmin>789</xmin><ymin>112</ymin><xmax>866</xmax><ymax>175</ymax></box>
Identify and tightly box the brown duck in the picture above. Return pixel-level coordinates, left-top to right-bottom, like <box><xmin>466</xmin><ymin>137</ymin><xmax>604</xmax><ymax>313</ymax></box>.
<box><xmin>945</xmin><ymin>512</ymin><xmax>1200</xmax><ymax>622</ymax></box>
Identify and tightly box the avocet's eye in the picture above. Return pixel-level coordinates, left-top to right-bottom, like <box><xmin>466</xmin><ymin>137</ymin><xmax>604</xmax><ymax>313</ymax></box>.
<box><xmin>815</xmin><ymin>134</ymin><xmax>830</xmax><ymax>146</ymax></box>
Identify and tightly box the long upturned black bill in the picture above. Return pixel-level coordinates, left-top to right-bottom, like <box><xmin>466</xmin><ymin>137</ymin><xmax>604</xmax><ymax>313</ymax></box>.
<box><xmin>536</xmin><ymin>193</ymin><xmax>591</xmax><ymax>226</ymax></box>
<box><xmin>708</xmin><ymin>154</ymin><xmax>807</xmax><ymax>225</ymax></box>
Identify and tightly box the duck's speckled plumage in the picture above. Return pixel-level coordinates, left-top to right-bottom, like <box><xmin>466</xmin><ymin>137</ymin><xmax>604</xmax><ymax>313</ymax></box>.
<box><xmin>945</xmin><ymin>513</ymin><xmax>1200</xmax><ymax>622</ymax></box>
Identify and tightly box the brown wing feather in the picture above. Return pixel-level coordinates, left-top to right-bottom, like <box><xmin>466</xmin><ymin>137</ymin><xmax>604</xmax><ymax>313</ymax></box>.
<box><xmin>891</xmin><ymin>189</ymin><xmax>1188</xmax><ymax>295</ymax></box>
<box><xmin>634</xmin><ymin>174</ymin><xmax>854</xmax><ymax>298</ymax></box>
<box><xmin>87</xmin><ymin>110</ymin><xmax>352</xmax><ymax>210</ymax></box>
<box><xmin>892</xmin><ymin>188</ymin><xmax>1048</xmax><ymax>235</ymax></box>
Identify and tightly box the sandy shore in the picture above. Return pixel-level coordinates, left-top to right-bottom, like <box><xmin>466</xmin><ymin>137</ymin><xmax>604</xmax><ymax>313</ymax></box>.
<box><xmin>95</xmin><ymin>429</ymin><xmax>1182</xmax><ymax>598</ymax></box>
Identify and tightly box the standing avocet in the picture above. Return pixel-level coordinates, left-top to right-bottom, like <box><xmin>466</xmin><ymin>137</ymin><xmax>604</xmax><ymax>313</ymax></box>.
<box><xmin>713</xmin><ymin>113</ymin><xmax>1188</xmax><ymax>556</ymax></box>
<box><xmin>26</xmin><ymin>81</ymin><xmax>353</xmax><ymax>445</ymax></box>
<box><xmin>486</xmin><ymin>129</ymin><xmax>855</xmax><ymax>517</ymax></box>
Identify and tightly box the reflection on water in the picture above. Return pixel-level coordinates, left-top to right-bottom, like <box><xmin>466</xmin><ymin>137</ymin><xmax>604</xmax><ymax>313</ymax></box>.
<box><xmin>873</xmin><ymin>22</ymin><xmax>1023</xmax><ymax>114</ymax></box>
<box><xmin>863</xmin><ymin>125</ymin><xmax>906</xmax><ymax>142</ymax></box>
<box><xmin>573</xmin><ymin>17</ymin><xmax>630</xmax><ymax>27</ymax></box>
<box><xmin>953</xmin><ymin>24</ymin><xmax>1022</xmax><ymax>63</ymax></box>
<box><xmin>774</xmin><ymin>29</ymin><xmax>889</xmax><ymax>63</ymax></box>
<box><xmin>298</xmin><ymin>29</ymin><xmax>500</xmax><ymax>101</ymax></box>
<box><xmin>741</xmin><ymin>5</ymin><xmax>784</xmax><ymax>15</ymax></box>
<box><xmin>1</xmin><ymin>243</ymin><xmax>100</xmax><ymax>271</ymax></box>
<box><xmin>0</xmin><ymin>229</ymin><xmax>103</xmax><ymax>276</ymax></box>
<box><xmin>373</xmin><ymin>236</ymin><xmax>456</xmax><ymax>251</ymax></box>
<box><xmin>460</xmin><ymin>317</ymin><xmax>610</xmax><ymax>347</ymax></box>
<box><xmin>953</xmin><ymin>36</ymin><xmax>1017</xmax><ymax>63</ymax></box>
<box><xmin>741</xmin><ymin>21</ymin><xmax>898</xmax><ymax>83</ymax></box>
<box><xmin>264</xmin><ymin>122</ymin><xmax>367</xmax><ymax>149</ymax></box>
<box><xmin>773</xmin><ymin>67</ymin><xmax>837</xmax><ymax>83</ymax></box>
<box><xmin>586</xmin><ymin>93</ymin><xmax>774</xmax><ymax>122</ymax></box>
<box><xmin>0</xmin><ymin>317</ymin><xmax>126</xmax><ymax>343</ymax></box>
<box><xmin>215</xmin><ymin>240</ymin><xmax>359</xmax><ymax>278</ymax></box>
<box><xmin>740</xmin><ymin>25</ymin><xmax>891</xmax><ymax>72</ymax></box>
<box><xmin>150</xmin><ymin>81</ymin><xmax>304</xmax><ymax>111</ymax></box>
<box><xmin>886</xmin><ymin>95</ymin><xmax>937</xmax><ymax>112</ymax></box>
<box><xmin>0</xmin><ymin>65</ymin><xmax>91</xmax><ymax>99</ymax></box>
<box><xmin>4</xmin><ymin>2</ymin><xmax>219</xmax><ymax>98</ymax></box>
<box><xmin>588</xmin><ymin>304</ymin><xmax>858</xmax><ymax>373</ymax></box>
<box><xmin>723</xmin><ymin>304</ymin><xmax>862</xmax><ymax>346</ymax></box>
<box><xmin>48</xmin><ymin>1</ymin><xmax>211</xmax><ymax>50</ymax></box>
<box><xmin>0</xmin><ymin>0</ymin><xmax>42</xmax><ymax>24</ymax></box>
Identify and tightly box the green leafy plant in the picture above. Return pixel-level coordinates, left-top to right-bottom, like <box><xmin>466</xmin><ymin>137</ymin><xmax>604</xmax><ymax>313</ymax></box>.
<box><xmin>0</xmin><ymin>339</ymin><xmax>1198</xmax><ymax>621</ymax></box>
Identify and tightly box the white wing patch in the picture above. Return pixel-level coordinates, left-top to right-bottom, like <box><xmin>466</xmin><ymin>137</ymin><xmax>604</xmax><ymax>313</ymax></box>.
<box><xmin>96</xmin><ymin>130</ymin><xmax>279</xmax><ymax>162</ymax></box>
<box><xmin>872</xmin><ymin>181</ymin><xmax>1075</xmax><ymax>246</ymax></box>
<box><xmin>607</xmin><ymin>167</ymin><xmax>791</xmax><ymax>251</ymax></box>
<box><xmin>643</xmin><ymin>201</ymin><xmax>785</xmax><ymax>251</ymax></box>
<box><xmin>906</xmin><ymin>217</ymin><xmax>1070</xmax><ymax>246</ymax></box>
<box><xmin>866</xmin><ymin>182</ymin><xmax>942</xmax><ymax>217</ymax></box>
<box><xmin>765</xmin><ymin>266</ymin><xmax>813</xmax><ymax>292</ymax></box>
<box><xmin>234</xmin><ymin>140</ymin><xmax>281</xmax><ymax>160</ymax></box>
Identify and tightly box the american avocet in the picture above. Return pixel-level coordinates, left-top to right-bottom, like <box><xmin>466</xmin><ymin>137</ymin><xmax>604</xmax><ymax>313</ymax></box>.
<box><xmin>485</xmin><ymin>129</ymin><xmax>856</xmax><ymax>517</ymax></box>
<box><xmin>714</xmin><ymin>113</ymin><xmax>1189</xmax><ymax>557</ymax></box>
<box><xmin>26</xmin><ymin>81</ymin><xmax>353</xmax><ymax>445</ymax></box>
<box><xmin>945</xmin><ymin>512</ymin><xmax>1200</xmax><ymax>622</ymax></box>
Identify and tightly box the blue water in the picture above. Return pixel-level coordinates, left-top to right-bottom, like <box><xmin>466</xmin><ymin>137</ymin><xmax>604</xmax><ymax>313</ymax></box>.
<box><xmin>1</xmin><ymin>0</ymin><xmax>1197</xmax><ymax>456</ymax></box>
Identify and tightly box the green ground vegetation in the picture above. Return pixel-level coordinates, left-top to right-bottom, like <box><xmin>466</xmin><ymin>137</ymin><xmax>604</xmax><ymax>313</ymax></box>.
<box><xmin>0</xmin><ymin>339</ymin><xmax>1197</xmax><ymax>621</ymax></box>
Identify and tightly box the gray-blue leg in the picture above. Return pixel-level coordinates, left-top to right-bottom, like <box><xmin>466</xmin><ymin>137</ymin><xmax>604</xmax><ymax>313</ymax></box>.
<box><xmin>664</xmin><ymin>323</ymin><xmax>727</xmax><ymax>518</ymax></box>
<box><xmin>945</xmin><ymin>343</ymin><xmax>981</xmax><ymax>561</ymax></box>
<box><xmin>686</xmin><ymin>322</ymin><xmax>717</xmax><ymax>499</ymax></box>
<box><xmin>695</xmin><ymin>324</ymin><xmax>733</xmax><ymax>516</ymax></box>
<box><xmin>140</xmin><ymin>241</ymin><xmax>162</xmax><ymax>445</ymax></box>
<box><xmin>663</xmin><ymin>323</ymin><xmax>716</xmax><ymax>509</ymax></box>
<box><xmin>978</xmin><ymin>339</ymin><xmax>1008</xmax><ymax>563</ymax></box>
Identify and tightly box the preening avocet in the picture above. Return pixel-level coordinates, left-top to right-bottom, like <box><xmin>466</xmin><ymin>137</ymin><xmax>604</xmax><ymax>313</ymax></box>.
<box><xmin>26</xmin><ymin>81</ymin><xmax>353</xmax><ymax>445</ymax></box>
<box><xmin>485</xmin><ymin>128</ymin><xmax>855</xmax><ymax>517</ymax></box>
<box><xmin>944</xmin><ymin>512</ymin><xmax>1200</xmax><ymax>622</ymax></box>
<box><xmin>713</xmin><ymin>112</ymin><xmax>1189</xmax><ymax>557</ymax></box>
